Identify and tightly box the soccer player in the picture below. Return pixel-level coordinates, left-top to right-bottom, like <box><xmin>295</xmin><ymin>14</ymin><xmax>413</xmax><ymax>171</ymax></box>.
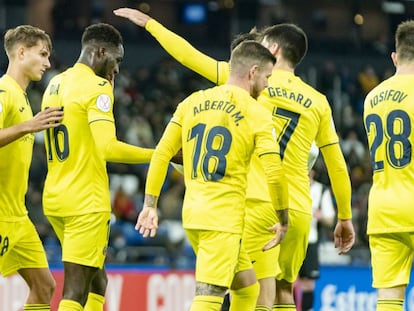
<box><xmin>41</xmin><ymin>23</ymin><xmax>154</xmax><ymax>311</ymax></box>
<box><xmin>296</xmin><ymin>166</ymin><xmax>335</xmax><ymax>311</ymax></box>
<box><xmin>0</xmin><ymin>25</ymin><xmax>64</xmax><ymax>311</ymax></box>
<box><xmin>136</xmin><ymin>40</ymin><xmax>288</xmax><ymax>311</ymax></box>
<box><xmin>114</xmin><ymin>8</ymin><xmax>355</xmax><ymax>311</ymax></box>
<box><xmin>363</xmin><ymin>20</ymin><xmax>414</xmax><ymax>311</ymax></box>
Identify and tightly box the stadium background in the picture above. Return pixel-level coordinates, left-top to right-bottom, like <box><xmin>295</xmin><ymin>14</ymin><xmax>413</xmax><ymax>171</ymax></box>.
<box><xmin>1</xmin><ymin>0</ymin><xmax>414</xmax><ymax>310</ymax></box>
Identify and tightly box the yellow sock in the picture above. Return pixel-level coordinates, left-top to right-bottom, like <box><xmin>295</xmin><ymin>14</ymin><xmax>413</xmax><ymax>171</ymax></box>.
<box><xmin>229</xmin><ymin>282</ymin><xmax>260</xmax><ymax>311</ymax></box>
<box><xmin>190</xmin><ymin>295</ymin><xmax>223</xmax><ymax>311</ymax></box>
<box><xmin>272</xmin><ymin>304</ymin><xmax>296</xmax><ymax>310</ymax></box>
<box><xmin>255</xmin><ymin>306</ymin><xmax>271</xmax><ymax>311</ymax></box>
<box><xmin>23</xmin><ymin>304</ymin><xmax>50</xmax><ymax>310</ymax></box>
<box><xmin>58</xmin><ymin>299</ymin><xmax>83</xmax><ymax>311</ymax></box>
<box><xmin>84</xmin><ymin>292</ymin><xmax>105</xmax><ymax>311</ymax></box>
<box><xmin>377</xmin><ymin>298</ymin><xmax>404</xmax><ymax>311</ymax></box>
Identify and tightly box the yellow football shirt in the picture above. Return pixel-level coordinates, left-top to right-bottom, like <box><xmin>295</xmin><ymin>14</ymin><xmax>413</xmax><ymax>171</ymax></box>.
<box><xmin>364</xmin><ymin>74</ymin><xmax>414</xmax><ymax>234</ymax></box>
<box><xmin>0</xmin><ymin>75</ymin><xmax>34</xmax><ymax>220</ymax></box>
<box><xmin>248</xmin><ymin>69</ymin><xmax>340</xmax><ymax>214</ymax></box>
<box><xmin>146</xmin><ymin>84</ymin><xmax>283</xmax><ymax>234</ymax></box>
<box><xmin>42</xmin><ymin>63</ymin><xmax>153</xmax><ymax>217</ymax></box>
<box><xmin>41</xmin><ymin>63</ymin><xmax>115</xmax><ymax>216</ymax></box>
<box><xmin>143</xmin><ymin>24</ymin><xmax>350</xmax><ymax>216</ymax></box>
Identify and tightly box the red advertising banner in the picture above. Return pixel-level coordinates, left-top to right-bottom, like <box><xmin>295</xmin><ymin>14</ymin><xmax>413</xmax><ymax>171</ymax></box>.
<box><xmin>0</xmin><ymin>268</ymin><xmax>196</xmax><ymax>311</ymax></box>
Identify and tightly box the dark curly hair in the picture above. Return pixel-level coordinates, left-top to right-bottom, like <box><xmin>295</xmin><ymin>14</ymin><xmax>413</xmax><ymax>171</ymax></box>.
<box><xmin>81</xmin><ymin>23</ymin><xmax>123</xmax><ymax>48</ymax></box>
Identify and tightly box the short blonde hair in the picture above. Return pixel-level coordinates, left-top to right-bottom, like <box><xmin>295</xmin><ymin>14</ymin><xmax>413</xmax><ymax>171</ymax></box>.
<box><xmin>4</xmin><ymin>25</ymin><xmax>52</xmax><ymax>58</ymax></box>
<box><xmin>229</xmin><ymin>40</ymin><xmax>275</xmax><ymax>77</ymax></box>
<box><xmin>395</xmin><ymin>20</ymin><xmax>414</xmax><ymax>62</ymax></box>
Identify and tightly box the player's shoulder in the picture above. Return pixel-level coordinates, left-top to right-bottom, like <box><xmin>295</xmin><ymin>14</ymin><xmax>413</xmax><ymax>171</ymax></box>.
<box><xmin>299</xmin><ymin>79</ymin><xmax>328</xmax><ymax>102</ymax></box>
<box><xmin>0</xmin><ymin>75</ymin><xmax>19</xmax><ymax>102</ymax></box>
<box><xmin>0</xmin><ymin>75</ymin><xmax>15</xmax><ymax>92</ymax></box>
<box><xmin>80</xmin><ymin>71</ymin><xmax>112</xmax><ymax>91</ymax></box>
<box><xmin>365</xmin><ymin>76</ymin><xmax>395</xmax><ymax>100</ymax></box>
<box><xmin>68</xmin><ymin>64</ymin><xmax>112</xmax><ymax>92</ymax></box>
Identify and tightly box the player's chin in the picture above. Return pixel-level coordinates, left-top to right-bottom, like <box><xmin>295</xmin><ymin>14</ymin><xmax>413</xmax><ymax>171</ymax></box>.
<box><xmin>32</xmin><ymin>73</ymin><xmax>43</xmax><ymax>81</ymax></box>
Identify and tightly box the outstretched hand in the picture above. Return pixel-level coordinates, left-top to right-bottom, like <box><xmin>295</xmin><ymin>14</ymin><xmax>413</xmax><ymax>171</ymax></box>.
<box><xmin>334</xmin><ymin>219</ymin><xmax>355</xmax><ymax>255</ymax></box>
<box><xmin>262</xmin><ymin>222</ymin><xmax>287</xmax><ymax>251</ymax></box>
<box><xmin>113</xmin><ymin>8</ymin><xmax>151</xmax><ymax>27</ymax></box>
<box><xmin>135</xmin><ymin>206</ymin><xmax>159</xmax><ymax>238</ymax></box>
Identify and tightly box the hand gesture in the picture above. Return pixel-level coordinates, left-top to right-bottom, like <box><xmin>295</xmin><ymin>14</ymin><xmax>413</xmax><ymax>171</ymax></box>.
<box><xmin>113</xmin><ymin>8</ymin><xmax>151</xmax><ymax>27</ymax></box>
<box><xmin>135</xmin><ymin>206</ymin><xmax>159</xmax><ymax>237</ymax></box>
<box><xmin>29</xmin><ymin>107</ymin><xmax>64</xmax><ymax>132</ymax></box>
<box><xmin>334</xmin><ymin>219</ymin><xmax>355</xmax><ymax>255</ymax></box>
<box><xmin>262</xmin><ymin>222</ymin><xmax>287</xmax><ymax>251</ymax></box>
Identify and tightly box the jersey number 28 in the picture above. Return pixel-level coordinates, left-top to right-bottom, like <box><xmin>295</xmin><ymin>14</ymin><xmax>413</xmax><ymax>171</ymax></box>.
<box><xmin>365</xmin><ymin>109</ymin><xmax>412</xmax><ymax>171</ymax></box>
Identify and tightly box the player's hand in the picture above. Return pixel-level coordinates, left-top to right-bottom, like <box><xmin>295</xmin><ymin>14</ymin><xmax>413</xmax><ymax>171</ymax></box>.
<box><xmin>262</xmin><ymin>222</ymin><xmax>287</xmax><ymax>251</ymax></box>
<box><xmin>135</xmin><ymin>206</ymin><xmax>159</xmax><ymax>237</ymax></box>
<box><xmin>28</xmin><ymin>107</ymin><xmax>64</xmax><ymax>132</ymax></box>
<box><xmin>113</xmin><ymin>8</ymin><xmax>151</xmax><ymax>27</ymax></box>
<box><xmin>334</xmin><ymin>219</ymin><xmax>355</xmax><ymax>255</ymax></box>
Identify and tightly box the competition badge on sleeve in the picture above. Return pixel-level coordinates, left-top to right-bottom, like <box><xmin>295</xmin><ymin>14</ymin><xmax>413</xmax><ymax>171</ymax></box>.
<box><xmin>96</xmin><ymin>94</ymin><xmax>111</xmax><ymax>113</ymax></box>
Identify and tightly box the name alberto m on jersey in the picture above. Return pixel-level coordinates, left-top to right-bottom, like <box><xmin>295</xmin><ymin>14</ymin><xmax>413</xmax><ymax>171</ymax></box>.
<box><xmin>194</xmin><ymin>100</ymin><xmax>244</xmax><ymax>126</ymax></box>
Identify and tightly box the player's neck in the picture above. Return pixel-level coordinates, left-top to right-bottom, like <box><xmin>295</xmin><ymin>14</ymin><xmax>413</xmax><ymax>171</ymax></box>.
<box><xmin>6</xmin><ymin>63</ymin><xmax>30</xmax><ymax>91</ymax></box>
<box><xmin>226</xmin><ymin>77</ymin><xmax>249</xmax><ymax>94</ymax></box>
<box><xmin>274</xmin><ymin>59</ymin><xmax>294</xmax><ymax>73</ymax></box>
<box><xmin>395</xmin><ymin>63</ymin><xmax>414</xmax><ymax>75</ymax></box>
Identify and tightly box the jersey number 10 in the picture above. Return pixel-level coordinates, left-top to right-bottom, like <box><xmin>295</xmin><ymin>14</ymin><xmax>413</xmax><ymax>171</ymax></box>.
<box><xmin>45</xmin><ymin>124</ymin><xmax>70</xmax><ymax>161</ymax></box>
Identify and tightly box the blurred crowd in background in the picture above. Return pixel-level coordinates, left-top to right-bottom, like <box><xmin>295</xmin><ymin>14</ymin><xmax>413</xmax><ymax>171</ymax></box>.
<box><xmin>1</xmin><ymin>0</ymin><xmax>409</xmax><ymax>269</ymax></box>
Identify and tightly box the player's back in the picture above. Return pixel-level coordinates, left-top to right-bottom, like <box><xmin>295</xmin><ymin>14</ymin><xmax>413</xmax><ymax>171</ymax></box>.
<box><xmin>248</xmin><ymin>69</ymin><xmax>339</xmax><ymax>214</ymax></box>
<box><xmin>0</xmin><ymin>75</ymin><xmax>34</xmax><ymax>219</ymax></box>
<box><xmin>175</xmin><ymin>84</ymin><xmax>278</xmax><ymax>234</ymax></box>
<box><xmin>41</xmin><ymin>63</ymin><xmax>114</xmax><ymax>216</ymax></box>
<box><xmin>364</xmin><ymin>74</ymin><xmax>414</xmax><ymax>233</ymax></box>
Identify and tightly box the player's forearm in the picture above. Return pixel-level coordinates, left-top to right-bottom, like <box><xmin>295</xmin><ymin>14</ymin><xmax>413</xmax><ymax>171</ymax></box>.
<box><xmin>260</xmin><ymin>153</ymin><xmax>289</xmax><ymax>212</ymax></box>
<box><xmin>90</xmin><ymin>120</ymin><xmax>153</xmax><ymax>163</ymax></box>
<box><xmin>146</xmin><ymin>19</ymin><xmax>223</xmax><ymax>84</ymax></box>
<box><xmin>276</xmin><ymin>209</ymin><xmax>288</xmax><ymax>227</ymax></box>
<box><xmin>143</xmin><ymin>194</ymin><xmax>158</xmax><ymax>208</ymax></box>
<box><xmin>0</xmin><ymin>122</ymin><xmax>30</xmax><ymax>147</ymax></box>
<box><xmin>321</xmin><ymin>144</ymin><xmax>352</xmax><ymax>220</ymax></box>
<box><xmin>145</xmin><ymin>154</ymin><xmax>170</xmax><ymax>197</ymax></box>
<box><xmin>104</xmin><ymin>139</ymin><xmax>154</xmax><ymax>163</ymax></box>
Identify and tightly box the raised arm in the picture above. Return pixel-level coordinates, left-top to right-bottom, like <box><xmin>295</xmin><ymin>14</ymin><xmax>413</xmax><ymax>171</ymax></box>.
<box><xmin>113</xmin><ymin>7</ymin><xmax>230</xmax><ymax>85</ymax></box>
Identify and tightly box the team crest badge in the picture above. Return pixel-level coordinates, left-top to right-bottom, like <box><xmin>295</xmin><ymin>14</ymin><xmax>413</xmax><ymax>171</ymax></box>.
<box><xmin>96</xmin><ymin>94</ymin><xmax>111</xmax><ymax>112</ymax></box>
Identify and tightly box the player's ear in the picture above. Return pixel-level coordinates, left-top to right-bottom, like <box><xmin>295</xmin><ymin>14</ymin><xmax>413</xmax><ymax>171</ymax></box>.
<box><xmin>97</xmin><ymin>47</ymin><xmax>106</xmax><ymax>58</ymax></box>
<box><xmin>269</xmin><ymin>43</ymin><xmax>279</xmax><ymax>56</ymax></box>
<box><xmin>16</xmin><ymin>45</ymin><xmax>25</xmax><ymax>60</ymax></box>
<box><xmin>248</xmin><ymin>64</ymin><xmax>258</xmax><ymax>80</ymax></box>
<box><xmin>391</xmin><ymin>51</ymin><xmax>398</xmax><ymax>67</ymax></box>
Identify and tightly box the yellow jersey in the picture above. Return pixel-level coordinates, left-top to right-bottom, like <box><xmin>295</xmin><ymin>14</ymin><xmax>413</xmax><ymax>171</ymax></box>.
<box><xmin>143</xmin><ymin>20</ymin><xmax>351</xmax><ymax>218</ymax></box>
<box><xmin>146</xmin><ymin>85</ymin><xmax>284</xmax><ymax>234</ymax></box>
<box><xmin>0</xmin><ymin>75</ymin><xmax>34</xmax><ymax>220</ymax></box>
<box><xmin>248</xmin><ymin>69</ymin><xmax>339</xmax><ymax>214</ymax></box>
<box><xmin>41</xmin><ymin>63</ymin><xmax>114</xmax><ymax>216</ymax></box>
<box><xmin>364</xmin><ymin>74</ymin><xmax>414</xmax><ymax>234</ymax></box>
